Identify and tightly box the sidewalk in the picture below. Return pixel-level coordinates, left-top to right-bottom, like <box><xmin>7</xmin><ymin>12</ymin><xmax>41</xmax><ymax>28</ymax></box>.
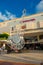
<box><xmin>0</xmin><ymin>50</ymin><xmax>43</xmax><ymax>65</ymax></box>
<box><xmin>0</xmin><ymin>61</ymin><xmax>40</xmax><ymax>65</ymax></box>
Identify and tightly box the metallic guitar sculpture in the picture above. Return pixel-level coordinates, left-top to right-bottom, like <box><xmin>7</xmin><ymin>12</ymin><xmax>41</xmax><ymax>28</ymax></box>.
<box><xmin>8</xmin><ymin>33</ymin><xmax>25</xmax><ymax>52</ymax></box>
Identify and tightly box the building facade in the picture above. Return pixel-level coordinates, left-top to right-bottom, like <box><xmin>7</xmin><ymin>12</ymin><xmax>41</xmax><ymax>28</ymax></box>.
<box><xmin>0</xmin><ymin>13</ymin><xmax>43</xmax><ymax>43</ymax></box>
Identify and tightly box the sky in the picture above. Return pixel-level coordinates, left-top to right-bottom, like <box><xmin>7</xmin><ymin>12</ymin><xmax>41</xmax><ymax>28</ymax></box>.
<box><xmin>0</xmin><ymin>0</ymin><xmax>43</xmax><ymax>22</ymax></box>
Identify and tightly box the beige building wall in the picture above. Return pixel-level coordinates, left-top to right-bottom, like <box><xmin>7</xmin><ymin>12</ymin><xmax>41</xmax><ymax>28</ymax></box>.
<box><xmin>39</xmin><ymin>21</ymin><xmax>43</xmax><ymax>28</ymax></box>
<box><xmin>16</xmin><ymin>21</ymin><xmax>43</xmax><ymax>30</ymax></box>
<box><xmin>26</xmin><ymin>22</ymin><xmax>37</xmax><ymax>29</ymax></box>
<box><xmin>0</xmin><ymin>13</ymin><xmax>43</xmax><ymax>34</ymax></box>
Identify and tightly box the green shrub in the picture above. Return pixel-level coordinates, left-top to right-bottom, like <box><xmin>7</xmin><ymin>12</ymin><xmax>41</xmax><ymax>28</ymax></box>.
<box><xmin>0</xmin><ymin>33</ymin><xmax>10</xmax><ymax>40</ymax></box>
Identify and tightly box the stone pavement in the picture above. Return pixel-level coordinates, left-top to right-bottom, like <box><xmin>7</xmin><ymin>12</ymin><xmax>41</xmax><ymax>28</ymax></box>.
<box><xmin>0</xmin><ymin>50</ymin><xmax>43</xmax><ymax>65</ymax></box>
<box><xmin>0</xmin><ymin>61</ymin><xmax>35</xmax><ymax>65</ymax></box>
<box><xmin>0</xmin><ymin>53</ymin><xmax>43</xmax><ymax>65</ymax></box>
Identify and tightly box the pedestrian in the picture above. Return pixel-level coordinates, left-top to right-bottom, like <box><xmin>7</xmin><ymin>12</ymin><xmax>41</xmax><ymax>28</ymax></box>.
<box><xmin>0</xmin><ymin>47</ymin><xmax>2</xmax><ymax>54</ymax></box>
<box><xmin>2</xmin><ymin>44</ymin><xmax>5</xmax><ymax>51</ymax></box>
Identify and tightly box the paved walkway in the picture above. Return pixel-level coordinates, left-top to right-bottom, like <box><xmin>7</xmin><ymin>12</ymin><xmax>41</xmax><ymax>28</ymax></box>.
<box><xmin>0</xmin><ymin>61</ymin><xmax>35</xmax><ymax>65</ymax></box>
<box><xmin>0</xmin><ymin>53</ymin><xmax>43</xmax><ymax>64</ymax></box>
<box><xmin>0</xmin><ymin>50</ymin><xmax>43</xmax><ymax>65</ymax></box>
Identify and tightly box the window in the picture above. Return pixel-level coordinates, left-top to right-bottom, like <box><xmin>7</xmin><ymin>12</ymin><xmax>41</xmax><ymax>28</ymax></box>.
<box><xmin>39</xmin><ymin>35</ymin><xmax>43</xmax><ymax>39</ymax></box>
<box><xmin>37</xmin><ymin>22</ymin><xmax>40</xmax><ymax>28</ymax></box>
<box><xmin>11</xmin><ymin>27</ymin><xmax>14</xmax><ymax>31</ymax></box>
<box><xmin>24</xmin><ymin>36</ymin><xmax>38</xmax><ymax>42</ymax></box>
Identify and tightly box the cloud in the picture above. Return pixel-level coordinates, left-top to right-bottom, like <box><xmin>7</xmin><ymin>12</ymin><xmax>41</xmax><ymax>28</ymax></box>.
<box><xmin>5</xmin><ymin>10</ymin><xmax>16</xmax><ymax>20</ymax></box>
<box><xmin>36</xmin><ymin>0</ymin><xmax>43</xmax><ymax>13</ymax></box>
<box><xmin>0</xmin><ymin>10</ymin><xmax>16</xmax><ymax>22</ymax></box>
<box><xmin>0</xmin><ymin>12</ymin><xmax>8</xmax><ymax>21</ymax></box>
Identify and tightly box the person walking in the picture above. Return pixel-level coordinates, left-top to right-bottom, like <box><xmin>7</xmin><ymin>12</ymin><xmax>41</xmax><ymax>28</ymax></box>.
<box><xmin>0</xmin><ymin>47</ymin><xmax>2</xmax><ymax>54</ymax></box>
